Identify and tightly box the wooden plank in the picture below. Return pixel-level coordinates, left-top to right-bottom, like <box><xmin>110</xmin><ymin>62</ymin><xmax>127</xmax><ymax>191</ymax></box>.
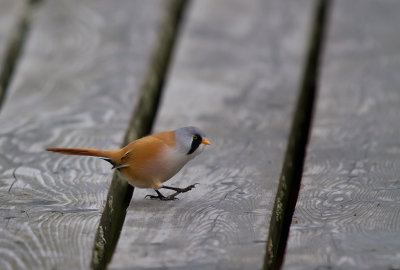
<box><xmin>283</xmin><ymin>1</ymin><xmax>400</xmax><ymax>269</ymax></box>
<box><xmin>264</xmin><ymin>1</ymin><xmax>331</xmax><ymax>268</ymax></box>
<box><xmin>109</xmin><ymin>0</ymin><xmax>313</xmax><ymax>269</ymax></box>
<box><xmin>90</xmin><ymin>1</ymin><xmax>188</xmax><ymax>269</ymax></box>
<box><xmin>0</xmin><ymin>0</ymin><xmax>164</xmax><ymax>269</ymax></box>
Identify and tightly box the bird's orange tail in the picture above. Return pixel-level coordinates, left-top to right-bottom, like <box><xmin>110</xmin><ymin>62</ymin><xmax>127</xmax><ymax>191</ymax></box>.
<box><xmin>46</xmin><ymin>147</ymin><xmax>116</xmax><ymax>159</ymax></box>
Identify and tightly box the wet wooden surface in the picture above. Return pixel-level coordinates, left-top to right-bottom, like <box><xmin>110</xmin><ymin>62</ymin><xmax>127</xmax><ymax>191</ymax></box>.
<box><xmin>109</xmin><ymin>0</ymin><xmax>312</xmax><ymax>269</ymax></box>
<box><xmin>0</xmin><ymin>0</ymin><xmax>164</xmax><ymax>269</ymax></box>
<box><xmin>283</xmin><ymin>1</ymin><xmax>400</xmax><ymax>269</ymax></box>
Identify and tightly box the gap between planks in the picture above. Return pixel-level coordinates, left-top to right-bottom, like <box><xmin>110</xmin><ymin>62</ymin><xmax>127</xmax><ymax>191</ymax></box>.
<box><xmin>0</xmin><ymin>0</ymin><xmax>42</xmax><ymax>110</ymax></box>
<box><xmin>263</xmin><ymin>0</ymin><xmax>332</xmax><ymax>269</ymax></box>
<box><xmin>90</xmin><ymin>0</ymin><xmax>189</xmax><ymax>269</ymax></box>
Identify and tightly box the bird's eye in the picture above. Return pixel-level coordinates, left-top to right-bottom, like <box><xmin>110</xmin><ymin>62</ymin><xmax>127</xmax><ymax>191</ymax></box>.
<box><xmin>193</xmin><ymin>135</ymin><xmax>198</xmax><ymax>140</ymax></box>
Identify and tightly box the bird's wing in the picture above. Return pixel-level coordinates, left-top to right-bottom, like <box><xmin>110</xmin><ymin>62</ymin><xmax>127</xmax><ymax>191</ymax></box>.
<box><xmin>112</xmin><ymin>136</ymin><xmax>168</xmax><ymax>170</ymax></box>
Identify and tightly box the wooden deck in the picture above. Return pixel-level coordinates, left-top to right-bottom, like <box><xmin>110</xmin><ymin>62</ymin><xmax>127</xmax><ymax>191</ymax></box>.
<box><xmin>0</xmin><ymin>0</ymin><xmax>399</xmax><ymax>269</ymax></box>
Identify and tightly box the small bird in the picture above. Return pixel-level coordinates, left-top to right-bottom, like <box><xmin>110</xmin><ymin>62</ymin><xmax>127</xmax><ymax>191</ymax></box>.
<box><xmin>46</xmin><ymin>126</ymin><xmax>210</xmax><ymax>200</ymax></box>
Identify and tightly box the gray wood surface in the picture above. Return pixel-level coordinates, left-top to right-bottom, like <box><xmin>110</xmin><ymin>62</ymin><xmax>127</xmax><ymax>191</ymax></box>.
<box><xmin>109</xmin><ymin>0</ymin><xmax>313</xmax><ymax>269</ymax></box>
<box><xmin>0</xmin><ymin>0</ymin><xmax>164</xmax><ymax>269</ymax></box>
<box><xmin>283</xmin><ymin>1</ymin><xmax>400</xmax><ymax>269</ymax></box>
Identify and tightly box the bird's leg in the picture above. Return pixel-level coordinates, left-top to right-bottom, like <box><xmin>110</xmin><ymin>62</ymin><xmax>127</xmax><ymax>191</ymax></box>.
<box><xmin>145</xmin><ymin>190</ymin><xmax>178</xmax><ymax>201</ymax></box>
<box><xmin>161</xmin><ymin>183</ymin><xmax>199</xmax><ymax>193</ymax></box>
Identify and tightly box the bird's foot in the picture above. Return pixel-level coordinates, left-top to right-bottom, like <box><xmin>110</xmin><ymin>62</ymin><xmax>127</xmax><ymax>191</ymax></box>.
<box><xmin>145</xmin><ymin>193</ymin><xmax>178</xmax><ymax>201</ymax></box>
<box><xmin>146</xmin><ymin>184</ymin><xmax>199</xmax><ymax>201</ymax></box>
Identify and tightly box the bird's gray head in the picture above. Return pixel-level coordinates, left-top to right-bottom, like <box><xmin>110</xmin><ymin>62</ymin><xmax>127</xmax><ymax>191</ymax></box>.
<box><xmin>174</xmin><ymin>126</ymin><xmax>210</xmax><ymax>156</ymax></box>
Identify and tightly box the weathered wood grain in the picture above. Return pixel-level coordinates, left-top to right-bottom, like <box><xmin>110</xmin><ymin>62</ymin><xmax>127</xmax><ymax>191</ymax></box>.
<box><xmin>283</xmin><ymin>1</ymin><xmax>400</xmax><ymax>269</ymax></box>
<box><xmin>109</xmin><ymin>0</ymin><xmax>313</xmax><ymax>269</ymax></box>
<box><xmin>0</xmin><ymin>0</ymin><xmax>164</xmax><ymax>269</ymax></box>
<box><xmin>0</xmin><ymin>0</ymin><xmax>26</xmax><ymax>106</ymax></box>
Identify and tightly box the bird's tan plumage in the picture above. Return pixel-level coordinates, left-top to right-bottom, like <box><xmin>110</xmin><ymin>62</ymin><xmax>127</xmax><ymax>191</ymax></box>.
<box><xmin>46</xmin><ymin>127</ymin><xmax>210</xmax><ymax>200</ymax></box>
<box><xmin>45</xmin><ymin>147</ymin><xmax>119</xmax><ymax>160</ymax></box>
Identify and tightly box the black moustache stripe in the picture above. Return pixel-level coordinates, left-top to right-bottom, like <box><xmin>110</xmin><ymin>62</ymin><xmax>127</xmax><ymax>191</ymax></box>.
<box><xmin>187</xmin><ymin>135</ymin><xmax>202</xmax><ymax>155</ymax></box>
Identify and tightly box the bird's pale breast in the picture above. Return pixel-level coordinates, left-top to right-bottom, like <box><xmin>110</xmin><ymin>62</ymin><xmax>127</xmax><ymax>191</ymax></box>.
<box><xmin>118</xmin><ymin>133</ymin><xmax>190</xmax><ymax>189</ymax></box>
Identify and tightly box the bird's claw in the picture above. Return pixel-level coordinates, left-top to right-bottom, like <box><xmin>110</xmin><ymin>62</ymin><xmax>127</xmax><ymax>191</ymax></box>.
<box><xmin>145</xmin><ymin>194</ymin><xmax>179</xmax><ymax>201</ymax></box>
<box><xmin>145</xmin><ymin>183</ymin><xmax>199</xmax><ymax>201</ymax></box>
<box><xmin>164</xmin><ymin>194</ymin><xmax>179</xmax><ymax>201</ymax></box>
<box><xmin>180</xmin><ymin>183</ymin><xmax>199</xmax><ymax>192</ymax></box>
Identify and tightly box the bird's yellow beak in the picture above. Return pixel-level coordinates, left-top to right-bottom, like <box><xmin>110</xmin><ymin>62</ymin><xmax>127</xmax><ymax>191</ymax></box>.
<box><xmin>202</xmin><ymin>139</ymin><xmax>211</xmax><ymax>145</ymax></box>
